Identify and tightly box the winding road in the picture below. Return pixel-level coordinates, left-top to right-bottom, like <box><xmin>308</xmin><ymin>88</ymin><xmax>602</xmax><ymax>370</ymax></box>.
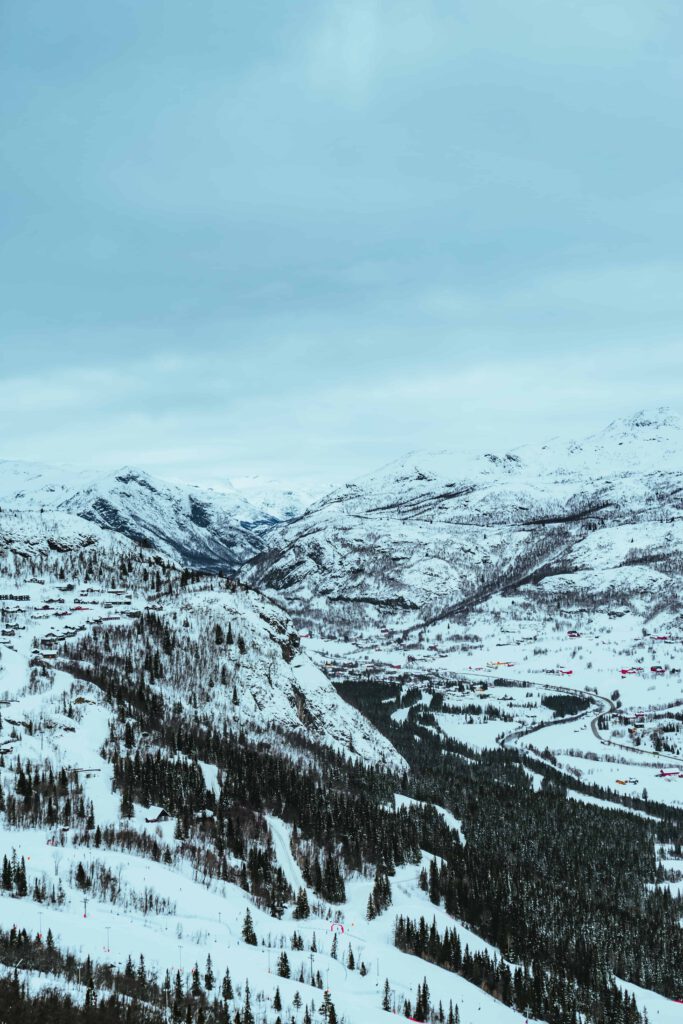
<box><xmin>461</xmin><ymin>671</ymin><xmax>683</xmax><ymax>766</ymax></box>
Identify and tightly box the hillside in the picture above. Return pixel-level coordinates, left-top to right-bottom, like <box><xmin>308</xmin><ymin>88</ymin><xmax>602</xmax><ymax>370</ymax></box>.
<box><xmin>0</xmin><ymin>509</ymin><xmax>553</xmax><ymax>1024</ymax></box>
<box><xmin>1</xmin><ymin>491</ymin><xmax>682</xmax><ymax>1023</ymax></box>
<box><xmin>0</xmin><ymin>510</ymin><xmax>399</xmax><ymax>768</ymax></box>
<box><xmin>244</xmin><ymin>409</ymin><xmax>683</xmax><ymax>636</ymax></box>
<box><xmin>0</xmin><ymin>461</ymin><xmax>276</xmax><ymax>573</ymax></box>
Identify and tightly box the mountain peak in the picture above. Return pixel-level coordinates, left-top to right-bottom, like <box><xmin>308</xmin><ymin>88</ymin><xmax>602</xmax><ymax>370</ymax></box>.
<box><xmin>111</xmin><ymin>465</ymin><xmax>155</xmax><ymax>484</ymax></box>
<box><xmin>600</xmin><ymin>406</ymin><xmax>681</xmax><ymax>438</ymax></box>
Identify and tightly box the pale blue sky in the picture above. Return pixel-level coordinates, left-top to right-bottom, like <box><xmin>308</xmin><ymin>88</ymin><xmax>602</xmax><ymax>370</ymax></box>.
<box><xmin>2</xmin><ymin>1</ymin><xmax>683</xmax><ymax>486</ymax></box>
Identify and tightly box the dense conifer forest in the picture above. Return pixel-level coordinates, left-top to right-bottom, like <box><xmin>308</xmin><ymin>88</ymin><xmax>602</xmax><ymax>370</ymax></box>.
<box><xmin>3</xmin><ymin>537</ymin><xmax>683</xmax><ymax>1023</ymax></box>
<box><xmin>44</xmin><ymin>604</ymin><xmax>683</xmax><ymax>1022</ymax></box>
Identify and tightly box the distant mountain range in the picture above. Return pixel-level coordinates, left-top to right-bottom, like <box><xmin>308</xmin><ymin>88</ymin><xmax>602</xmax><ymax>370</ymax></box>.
<box><xmin>243</xmin><ymin>408</ymin><xmax>683</xmax><ymax>632</ymax></box>
<box><xmin>4</xmin><ymin>409</ymin><xmax>683</xmax><ymax>633</ymax></box>
<box><xmin>0</xmin><ymin>461</ymin><xmax>280</xmax><ymax>572</ymax></box>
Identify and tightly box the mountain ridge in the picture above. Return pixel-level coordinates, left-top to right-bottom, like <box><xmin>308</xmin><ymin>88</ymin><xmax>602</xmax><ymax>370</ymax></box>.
<box><xmin>0</xmin><ymin>460</ymin><xmax>292</xmax><ymax>573</ymax></box>
<box><xmin>243</xmin><ymin>407</ymin><xmax>683</xmax><ymax>634</ymax></box>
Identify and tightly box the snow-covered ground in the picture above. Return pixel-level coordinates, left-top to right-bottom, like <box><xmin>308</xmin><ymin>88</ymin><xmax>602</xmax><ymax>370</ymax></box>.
<box><xmin>302</xmin><ymin>603</ymin><xmax>683</xmax><ymax>809</ymax></box>
<box><xmin>0</xmin><ymin>510</ymin><xmax>535</xmax><ymax>1023</ymax></box>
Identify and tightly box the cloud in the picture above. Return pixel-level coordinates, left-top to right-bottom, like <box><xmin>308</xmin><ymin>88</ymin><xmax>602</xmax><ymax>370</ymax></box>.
<box><xmin>2</xmin><ymin>1</ymin><xmax>683</xmax><ymax>484</ymax></box>
<box><xmin>2</xmin><ymin>335</ymin><xmax>681</xmax><ymax>486</ymax></box>
<box><xmin>305</xmin><ymin>0</ymin><xmax>449</xmax><ymax>102</ymax></box>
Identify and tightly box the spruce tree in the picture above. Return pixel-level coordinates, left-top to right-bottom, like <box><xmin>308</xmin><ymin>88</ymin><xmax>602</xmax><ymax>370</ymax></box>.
<box><xmin>293</xmin><ymin>887</ymin><xmax>310</xmax><ymax>919</ymax></box>
<box><xmin>242</xmin><ymin>908</ymin><xmax>257</xmax><ymax>945</ymax></box>
<box><xmin>15</xmin><ymin>857</ymin><xmax>27</xmax><ymax>897</ymax></box>
<box><xmin>243</xmin><ymin>980</ymin><xmax>255</xmax><ymax>1024</ymax></box>
<box><xmin>204</xmin><ymin>954</ymin><xmax>214</xmax><ymax>991</ymax></box>
<box><xmin>221</xmin><ymin>967</ymin><xmax>234</xmax><ymax>1001</ymax></box>
<box><xmin>277</xmin><ymin>951</ymin><xmax>291</xmax><ymax>978</ymax></box>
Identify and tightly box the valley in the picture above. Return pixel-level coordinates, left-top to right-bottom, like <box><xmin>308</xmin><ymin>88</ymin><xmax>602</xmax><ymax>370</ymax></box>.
<box><xmin>3</xmin><ymin>411</ymin><xmax>683</xmax><ymax>1023</ymax></box>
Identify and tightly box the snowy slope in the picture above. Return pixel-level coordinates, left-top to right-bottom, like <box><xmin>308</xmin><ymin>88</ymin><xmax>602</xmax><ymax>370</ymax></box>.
<box><xmin>0</xmin><ymin>461</ymin><xmax>275</xmax><ymax>573</ymax></box>
<box><xmin>228</xmin><ymin>475</ymin><xmax>324</xmax><ymax>520</ymax></box>
<box><xmin>244</xmin><ymin>408</ymin><xmax>683</xmax><ymax>633</ymax></box>
<box><xmin>0</xmin><ymin>458</ymin><xmax>93</xmax><ymax>509</ymax></box>
<box><xmin>0</xmin><ymin>509</ymin><xmax>402</xmax><ymax>770</ymax></box>
<box><xmin>0</xmin><ymin>508</ymin><xmax>525</xmax><ymax>1024</ymax></box>
<box><xmin>0</xmin><ymin>467</ymin><xmax>677</xmax><ymax>1023</ymax></box>
<box><xmin>60</xmin><ymin>467</ymin><xmax>270</xmax><ymax>572</ymax></box>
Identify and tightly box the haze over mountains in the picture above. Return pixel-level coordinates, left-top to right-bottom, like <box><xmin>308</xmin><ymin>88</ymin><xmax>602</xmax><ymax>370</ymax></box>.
<box><xmin>3</xmin><ymin>407</ymin><xmax>682</xmax><ymax>634</ymax></box>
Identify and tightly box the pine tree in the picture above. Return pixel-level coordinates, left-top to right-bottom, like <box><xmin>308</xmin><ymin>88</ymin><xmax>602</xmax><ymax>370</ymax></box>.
<box><xmin>120</xmin><ymin>787</ymin><xmax>134</xmax><ymax>819</ymax></box>
<box><xmin>293</xmin><ymin>887</ymin><xmax>310</xmax><ymax>919</ymax></box>
<box><xmin>222</xmin><ymin>967</ymin><xmax>234</xmax><ymax>1001</ymax></box>
<box><xmin>371</xmin><ymin>864</ymin><xmax>391</xmax><ymax>914</ymax></box>
<box><xmin>1</xmin><ymin>856</ymin><xmax>11</xmax><ymax>891</ymax></box>
<box><xmin>277</xmin><ymin>951</ymin><xmax>291</xmax><ymax>978</ymax></box>
<box><xmin>414</xmin><ymin>978</ymin><xmax>431</xmax><ymax>1023</ymax></box>
<box><xmin>242</xmin><ymin>908</ymin><xmax>257</xmax><ymax>945</ymax></box>
<box><xmin>204</xmin><ymin>954</ymin><xmax>214</xmax><ymax>991</ymax></box>
<box><xmin>273</xmin><ymin>987</ymin><xmax>282</xmax><ymax>1011</ymax></box>
<box><xmin>428</xmin><ymin>858</ymin><xmax>440</xmax><ymax>905</ymax></box>
<box><xmin>321</xmin><ymin>991</ymin><xmax>337</xmax><ymax>1023</ymax></box>
<box><xmin>15</xmin><ymin>857</ymin><xmax>27</xmax><ymax>897</ymax></box>
<box><xmin>243</xmin><ymin>980</ymin><xmax>255</xmax><ymax>1024</ymax></box>
<box><xmin>382</xmin><ymin>979</ymin><xmax>391</xmax><ymax>1011</ymax></box>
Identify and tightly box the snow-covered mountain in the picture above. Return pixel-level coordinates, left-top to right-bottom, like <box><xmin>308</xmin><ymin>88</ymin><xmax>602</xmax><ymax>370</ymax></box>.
<box><xmin>60</xmin><ymin>467</ymin><xmax>272</xmax><ymax>572</ymax></box>
<box><xmin>0</xmin><ymin>460</ymin><xmax>276</xmax><ymax>572</ymax></box>
<box><xmin>0</xmin><ymin>505</ymin><xmax>552</xmax><ymax>1024</ymax></box>
<box><xmin>0</xmin><ymin>507</ymin><xmax>402</xmax><ymax>767</ymax></box>
<box><xmin>244</xmin><ymin>408</ymin><xmax>683</xmax><ymax>632</ymax></box>
<box><xmin>228</xmin><ymin>474</ymin><xmax>324</xmax><ymax>520</ymax></box>
<box><xmin>0</xmin><ymin>458</ymin><xmax>93</xmax><ymax>509</ymax></box>
<box><xmin>3</xmin><ymin>428</ymin><xmax>683</xmax><ymax>1024</ymax></box>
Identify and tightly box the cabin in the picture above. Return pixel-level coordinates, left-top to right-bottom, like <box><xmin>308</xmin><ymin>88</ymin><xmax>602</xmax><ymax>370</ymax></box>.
<box><xmin>145</xmin><ymin>807</ymin><xmax>171</xmax><ymax>824</ymax></box>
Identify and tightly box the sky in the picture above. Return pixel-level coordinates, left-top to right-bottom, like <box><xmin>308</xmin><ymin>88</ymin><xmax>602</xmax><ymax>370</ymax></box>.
<box><xmin>2</xmin><ymin>0</ymin><xmax>683</xmax><ymax>491</ymax></box>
